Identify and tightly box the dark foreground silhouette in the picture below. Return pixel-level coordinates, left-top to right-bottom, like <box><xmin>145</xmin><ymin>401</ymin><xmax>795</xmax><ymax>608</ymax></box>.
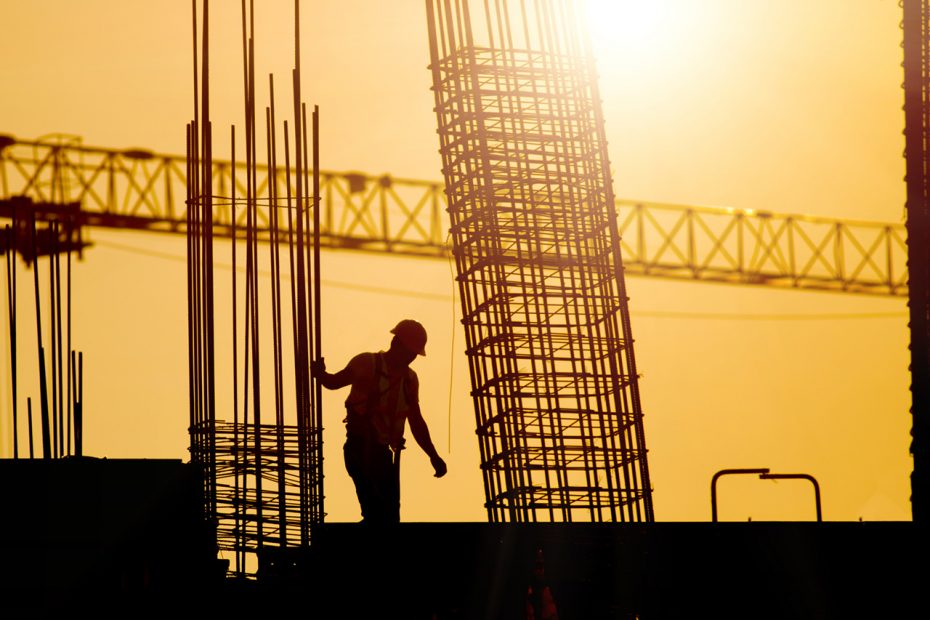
<box><xmin>1</xmin><ymin>462</ymin><xmax>925</xmax><ymax>618</ymax></box>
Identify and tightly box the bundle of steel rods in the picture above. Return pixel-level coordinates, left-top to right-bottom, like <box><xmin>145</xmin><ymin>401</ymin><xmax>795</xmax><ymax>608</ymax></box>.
<box><xmin>3</xmin><ymin>212</ymin><xmax>84</xmax><ymax>460</ymax></box>
<box><xmin>186</xmin><ymin>0</ymin><xmax>323</xmax><ymax>579</ymax></box>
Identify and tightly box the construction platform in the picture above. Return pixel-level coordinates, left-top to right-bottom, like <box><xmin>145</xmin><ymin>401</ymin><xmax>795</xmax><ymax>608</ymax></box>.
<box><xmin>0</xmin><ymin>458</ymin><xmax>924</xmax><ymax>618</ymax></box>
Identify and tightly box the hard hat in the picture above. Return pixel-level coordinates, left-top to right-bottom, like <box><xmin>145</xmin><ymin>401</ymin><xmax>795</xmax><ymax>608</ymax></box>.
<box><xmin>391</xmin><ymin>319</ymin><xmax>427</xmax><ymax>356</ymax></box>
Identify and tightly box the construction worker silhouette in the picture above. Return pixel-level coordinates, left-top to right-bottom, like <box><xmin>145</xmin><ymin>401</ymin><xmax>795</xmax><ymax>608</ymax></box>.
<box><xmin>312</xmin><ymin>319</ymin><xmax>447</xmax><ymax>523</ymax></box>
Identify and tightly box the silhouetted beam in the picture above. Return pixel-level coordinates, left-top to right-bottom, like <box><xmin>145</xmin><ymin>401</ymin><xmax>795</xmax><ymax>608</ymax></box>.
<box><xmin>902</xmin><ymin>0</ymin><xmax>928</xmax><ymax>522</ymax></box>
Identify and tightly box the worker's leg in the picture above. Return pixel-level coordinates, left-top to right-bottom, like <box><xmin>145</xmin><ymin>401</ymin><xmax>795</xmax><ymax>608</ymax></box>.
<box><xmin>367</xmin><ymin>446</ymin><xmax>400</xmax><ymax>522</ymax></box>
<box><xmin>344</xmin><ymin>436</ymin><xmax>374</xmax><ymax>521</ymax></box>
<box><xmin>362</xmin><ymin>443</ymin><xmax>398</xmax><ymax>523</ymax></box>
<box><xmin>344</xmin><ymin>436</ymin><xmax>398</xmax><ymax>523</ymax></box>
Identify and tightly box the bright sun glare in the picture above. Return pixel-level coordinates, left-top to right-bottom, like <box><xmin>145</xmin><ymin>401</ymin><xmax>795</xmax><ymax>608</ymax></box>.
<box><xmin>584</xmin><ymin>0</ymin><xmax>669</xmax><ymax>53</ymax></box>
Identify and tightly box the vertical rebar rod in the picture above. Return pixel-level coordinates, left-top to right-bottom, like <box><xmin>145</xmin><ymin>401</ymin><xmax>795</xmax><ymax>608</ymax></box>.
<box><xmin>193</xmin><ymin>5</ymin><xmax>204</xmax><ymax>511</ymax></box>
<box><xmin>31</xmin><ymin>214</ymin><xmax>50</xmax><ymax>459</ymax></box>
<box><xmin>303</xmin><ymin>100</ymin><xmax>314</xmax><ymax>530</ymax></box>
<box><xmin>186</xmin><ymin>123</ymin><xmax>194</xmax><ymax>463</ymax></box>
<box><xmin>192</xmin><ymin>131</ymin><xmax>203</xmax><ymax>491</ymax></box>
<box><xmin>75</xmin><ymin>351</ymin><xmax>82</xmax><ymax>457</ymax></box>
<box><xmin>302</xmin><ymin>101</ymin><xmax>313</xmax><ymax>531</ymax></box>
<box><xmin>231</xmin><ymin>125</ymin><xmax>242</xmax><ymax>577</ymax></box>
<box><xmin>38</xmin><ymin>346</ymin><xmax>50</xmax><ymax>459</ymax></box>
<box><xmin>202</xmin><ymin>0</ymin><xmax>217</xmax><ymax>522</ymax></box>
<box><xmin>5</xmin><ymin>224</ymin><xmax>17</xmax><ymax>458</ymax></box>
<box><xmin>27</xmin><ymin>396</ymin><xmax>34</xmax><ymax>459</ymax></box>
<box><xmin>192</xmin><ymin>0</ymin><xmax>199</xmax><ymax>143</ymax></box>
<box><xmin>54</xmin><ymin>222</ymin><xmax>64</xmax><ymax>458</ymax></box>
<box><xmin>239</xmin><ymin>0</ymin><xmax>252</xmax><ymax>568</ymax></box>
<box><xmin>285</xmin><ymin>117</ymin><xmax>309</xmax><ymax>543</ymax></box>
<box><xmin>188</xmin><ymin>0</ymin><xmax>200</xmax><ymax>481</ymax></box>
<box><xmin>66</xmin><ymin>221</ymin><xmax>72</xmax><ymax>456</ymax></box>
<box><xmin>49</xmin><ymin>221</ymin><xmax>58</xmax><ymax>458</ymax></box>
<box><xmin>266</xmin><ymin>106</ymin><xmax>276</xmax><ymax>434</ymax></box>
<box><xmin>267</xmin><ymin>74</ymin><xmax>288</xmax><ymax>545</ymax></box>
<box><xmin>292</xmin><ymin>73</ymin><xmax>310</xmax><ymax>545</ymax></box>
<box><xmin>312</xmin><ymin>103</ymin><xmax>323</xmax><ymax>528</ymax></box>
<box><xmin>291</xmin><ymin>0</ymin><xmax>312</xmax><ymax>541</ymax></box>
<box><xmin>70</xmin><ymin>351</ymin><xmax>77</xmax><ymax>456</ymax></box>
<box><xmin>247</xmin><ymin>1</ymin><xmax>264</xmax><ymax>547</ymax></box>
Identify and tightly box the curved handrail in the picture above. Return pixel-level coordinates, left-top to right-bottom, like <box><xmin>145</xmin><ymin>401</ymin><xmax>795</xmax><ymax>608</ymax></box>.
<box><xmin>711</xmin><ymin>468</ymin><xmax>822</xmax><ymax>522</ymax></box>
<box><xmin>711</xmin><ymin>468</ymin><xmax>770</xmax><ymax>522</ymax></box>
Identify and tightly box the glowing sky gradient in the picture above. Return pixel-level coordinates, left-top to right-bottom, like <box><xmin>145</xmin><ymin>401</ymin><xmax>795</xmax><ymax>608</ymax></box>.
<box><xmin>0</xmin><ymin>1</ymin><xmax>912</xmax><ymax>523</ymax></box>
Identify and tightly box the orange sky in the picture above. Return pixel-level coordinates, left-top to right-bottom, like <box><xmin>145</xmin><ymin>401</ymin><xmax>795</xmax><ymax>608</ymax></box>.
<box><xmin>0</xmin><ymin>1</ymin><xmax>913</xmax><ymax>524</ymax></box>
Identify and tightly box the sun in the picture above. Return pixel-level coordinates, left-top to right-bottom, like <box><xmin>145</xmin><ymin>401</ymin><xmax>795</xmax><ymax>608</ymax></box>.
<box><xmin>583</xmin><ymin>0</ymin><xmax>669</xmax><ymax>52</ymax></box>
<box><xmin>581</xmin><ymin>0</ymin><xmax>700</xmax><ymax>77</ymax></box>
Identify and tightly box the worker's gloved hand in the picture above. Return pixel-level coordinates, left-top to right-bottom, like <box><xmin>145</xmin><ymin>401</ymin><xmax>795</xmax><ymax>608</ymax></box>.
<box><xmin>310</xmin><ymin>358</ymin><xmax>326</xmax><ymax>378</ymax></box>
<box><xmin>430</xmin><ymin>454</ymin><xmax>447</xmax><ymax>478</ymax></box>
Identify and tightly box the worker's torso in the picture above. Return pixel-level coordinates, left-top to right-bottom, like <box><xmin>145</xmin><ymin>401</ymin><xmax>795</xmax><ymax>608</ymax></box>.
<box><xmin>344</xmin><ymin>351</ymin><xmax>417</xmax><ymax>450</ymax></box>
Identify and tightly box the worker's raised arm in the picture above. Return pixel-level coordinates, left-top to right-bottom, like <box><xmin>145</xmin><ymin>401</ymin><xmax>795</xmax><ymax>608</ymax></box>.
<box><xmin>311</xmin><ymin>357</ymin><xmax>353</xmax><ymax>390</ymax></box>
<box><xmin>407</xmin><ymin>400</ymin><xmax>447</xmax><ymax>478</ymax></box>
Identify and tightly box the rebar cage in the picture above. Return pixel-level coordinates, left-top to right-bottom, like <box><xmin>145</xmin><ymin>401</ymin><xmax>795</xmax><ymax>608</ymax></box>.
<box><xmin>426</xmin><ymin>0</ymin><xmax>653</xmax><ymax>521</ymax></box>
<box><xmin>189</xmin><ymin>417</ymin><xmax>321</xmax><ymax>569</ymax></box>
<box><xmin>186</xmin><ymin>0</ymin><xmax>324</xmax><ymax>577</ymax></box>
<box><xmin>187</xmin><ymin>186</ymin><xmax>324</xmax><ymax>578</ymax></box>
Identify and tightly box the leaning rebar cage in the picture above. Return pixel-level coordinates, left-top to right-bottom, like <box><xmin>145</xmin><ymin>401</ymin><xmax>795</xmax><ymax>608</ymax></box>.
<box><xmin>427</xmin><ymin>0</ymin><xmax>653</xmax><ymax>522</ymax></box>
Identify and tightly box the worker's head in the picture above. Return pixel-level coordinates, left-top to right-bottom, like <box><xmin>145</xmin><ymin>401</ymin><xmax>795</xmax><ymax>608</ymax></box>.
<box><xmin>390</xmin><ymin>319</ymin><xmax>427</xmax><ymax>362</ymax></box>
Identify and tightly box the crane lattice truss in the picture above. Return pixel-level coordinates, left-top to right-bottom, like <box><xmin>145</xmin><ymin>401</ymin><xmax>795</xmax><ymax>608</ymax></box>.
<box><xmin>0</xmin><ymin>135</ymin><xmax>907</xmax><ymax>297</ymax></box>
<box><xmin>427</xmin><ymin>0</ymin><xmax>651</xmax><ymax>522</ymax></box>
